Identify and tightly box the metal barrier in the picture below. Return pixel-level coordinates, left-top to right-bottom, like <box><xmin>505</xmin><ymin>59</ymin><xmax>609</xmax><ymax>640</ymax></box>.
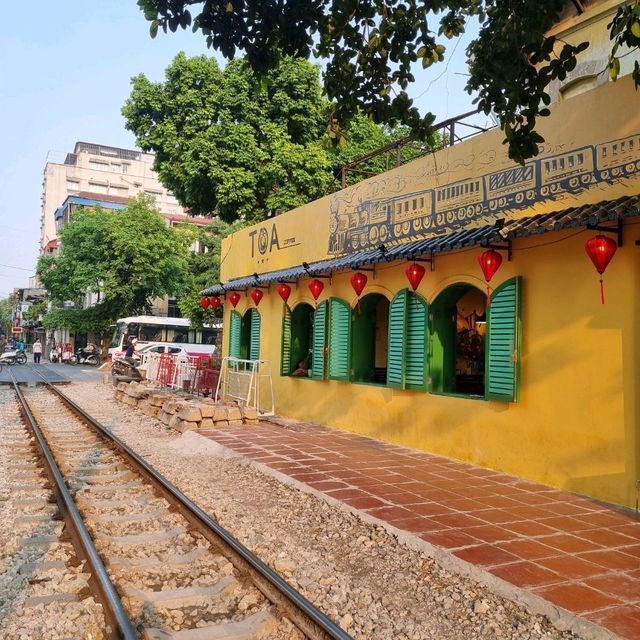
<box><xmin>216</xmin><ymin>357</ymin><xmax>274</xmax><ymax>416</ymax></box>
<box><xmin>143</xmin><ymin>352</ymin><xmax>220</xmax><ymax>398</ymax></box>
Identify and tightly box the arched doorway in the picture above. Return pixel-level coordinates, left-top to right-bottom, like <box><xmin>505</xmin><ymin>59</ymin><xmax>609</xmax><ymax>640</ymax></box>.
<box><xmin>430</xmin><ymin>284</ymin><xmax>486</xmax><ymax>397</ymax></box>
<box><xmin>351</xmin><ymin>293</ymin><xmax>390</xmax><ymax>384</ymax></box>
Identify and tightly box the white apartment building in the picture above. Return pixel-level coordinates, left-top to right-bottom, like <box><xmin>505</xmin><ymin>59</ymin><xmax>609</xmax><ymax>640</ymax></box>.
<box><xmin>40</xmin><ymin>141</ymin><xmax>185</xmax><ymax>253</ymax></box>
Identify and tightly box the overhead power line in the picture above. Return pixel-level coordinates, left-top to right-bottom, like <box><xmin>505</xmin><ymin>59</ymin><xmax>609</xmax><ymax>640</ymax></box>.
<box><xmin>0</xmin><ymin>263</ymin><xmax>34</xmax><ymax>272</ymax></box>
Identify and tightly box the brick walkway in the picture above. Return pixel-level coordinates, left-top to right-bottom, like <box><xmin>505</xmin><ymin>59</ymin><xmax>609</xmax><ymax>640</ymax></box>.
<box><xmin>199</xmin><ymin>419</ymin><xmax>640</xmax><ymax>639</ymax></box>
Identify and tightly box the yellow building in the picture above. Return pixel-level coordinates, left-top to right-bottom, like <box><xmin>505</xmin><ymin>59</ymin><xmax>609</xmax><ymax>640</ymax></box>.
<box><xmin>204</xmin><ymin>10</ymin><xmax>640</xmax><ymax>509</ymax></box>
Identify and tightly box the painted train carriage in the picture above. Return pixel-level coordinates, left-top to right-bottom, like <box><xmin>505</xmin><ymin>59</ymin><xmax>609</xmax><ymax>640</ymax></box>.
<box><xmin>597</xmin><ymin>133</ymin><xmax>640</xmax><ymax>181</ymax></box>
<box><xmin>340</xmin><ymin>189</ymin><xmax>435</xmax><ymax>252</ymax></box>
<box><xmin>539</xmin><ymin>146</ymin><xmax>596</xmax><ymax>197</ymax></box>
<box><xmin>484</xmin><ymin>163</ymin><xmax>537</xmax><ymax>212</ymax></box>
<box><xmin>328</xmin><ymin>132</ymin><xmax>640</xmax><ymax>256</ymax></box>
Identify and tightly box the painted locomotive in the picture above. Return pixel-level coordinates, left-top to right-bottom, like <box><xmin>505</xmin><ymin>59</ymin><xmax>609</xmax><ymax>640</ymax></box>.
<box><xmin>328</xmin><ymin>133</ymin><xmax>639</xmax><ymax>255</ymax></box>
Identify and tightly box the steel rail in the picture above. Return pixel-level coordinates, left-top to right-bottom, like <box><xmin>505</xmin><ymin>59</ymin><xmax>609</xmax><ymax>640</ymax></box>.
<box><xmin>38</xmin><ymin>376</ymin><xmax>352</xmax><ymax>640</ymax></box>
<box><xmin>8</xmin><ymin>372</ymin><xmax>138</xmax><ymax>640</ymax></box>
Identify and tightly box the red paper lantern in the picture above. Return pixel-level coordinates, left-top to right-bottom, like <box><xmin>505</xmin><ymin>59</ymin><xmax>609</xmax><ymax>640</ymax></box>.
<box><xmin>350</xmin><ymin>272</ymin><xmax>368</xmax><ymax>297</ymax></box>
<box><xmin>478</xmin><ymin>249</ymin><xmax>503</xmax><ymax>283</ymax></box>
<box><xmin>250</xmin><ymin>288</ymin><xmax>263</xmax><ymax>306</ymax></box>
<box><xmin>209</xmin><ymin>296</ymin><xmax>221</xmax><ymax>311</ymax></box>
<box><xmin>228</xmin><ymin>291</ymin><xmax>241</xmax><ymax>308</ymax></box>
<box><xmin>405</xmin><ymin>263</ymin><xmax>426</xmax><ymax>291</ymax></box>
<box><xmin>200</xmin><ymin>297</ymin><xmax>210</xmax><ymax>310</ymax></box>
<box><xmin>478</xmin><ymin>249</ymin><xmax>503</xmax><ymax>305</ymax></box>
<box><xmin>308</xmin><ymin>279</ymin><xmax>324</xmax><ymax>307</ymax></box>
<box><xmin>277</xmin><ymin>283</ymin><xmax>292</xmax><ymax>303</ymax></box>
<box><xmin>585</xmin><ymin>235</ymin><xmax>617</xmax><ymax>304</ymax></box>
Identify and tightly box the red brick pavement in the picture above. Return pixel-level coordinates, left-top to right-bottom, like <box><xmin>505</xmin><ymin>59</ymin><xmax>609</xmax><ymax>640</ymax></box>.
<box><xmin>199</xmin><ymin>420</ymin><xmax>640</xmax><ymax>639</ymax></box>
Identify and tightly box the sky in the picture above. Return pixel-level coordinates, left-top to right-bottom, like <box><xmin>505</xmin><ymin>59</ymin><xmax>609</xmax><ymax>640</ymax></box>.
<box><xmin>0</xmin><ymin>2</ymin><xmax>483</xmax><ymax>300</ymax></box>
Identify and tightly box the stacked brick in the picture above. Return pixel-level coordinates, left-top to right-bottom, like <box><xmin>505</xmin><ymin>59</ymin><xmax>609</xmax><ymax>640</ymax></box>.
<box><xmin>114</xmin><ymin>380</ymin><xmax>259</xmax><ymax>432</ymax></box>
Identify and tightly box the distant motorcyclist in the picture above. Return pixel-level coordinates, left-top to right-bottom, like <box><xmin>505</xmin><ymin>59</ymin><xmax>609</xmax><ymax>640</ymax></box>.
<box><xmin>124</xmin><ymin>337</ymin><xmax>137</xmax><ymax>363</ymax></box>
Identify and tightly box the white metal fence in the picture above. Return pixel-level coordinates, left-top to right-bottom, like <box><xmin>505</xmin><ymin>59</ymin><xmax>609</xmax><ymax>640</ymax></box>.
<box><xmin>216</xmin><ymin>357</ymin><xmax>274</xmax><ymax>416</ymax></box>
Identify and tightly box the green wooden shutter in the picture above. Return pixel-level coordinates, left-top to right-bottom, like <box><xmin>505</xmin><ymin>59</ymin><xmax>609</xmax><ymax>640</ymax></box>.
<box><xmin>405</xmin><ymin>292</ymin><xmax>428</xmax><ymax>390</ymax></box>
<box><xmin>228</xmin><ymin>310</ymin><xmax>241</xmax><ymax>359</ymax></box>
<box><xmin>486</xmin><ymin>277</ymin><xmax>521</xmax><ymax>402</ymax></box>
<box><xmin>249</xmin><ymin>308</ymin><xmax>261</xmax><ymax>360</ymax></box>
<box><xmin>328</xmin><ymin>298</ymin><xmax>351</xmax><ymax>380</ymax></box>
<box><xmin>311</xmin><ymin>301</ymin><xmax>327</xmax><ymax>379</ymax></box>
<box><xmin>281</xmin><ymin>307</ymin><xmax>292</xmax><ymax>375</ymax></box>
<box><xmin>387</xmin><ymin>290</ymin><xmax>407</xmax><ymax>388</ymax></box>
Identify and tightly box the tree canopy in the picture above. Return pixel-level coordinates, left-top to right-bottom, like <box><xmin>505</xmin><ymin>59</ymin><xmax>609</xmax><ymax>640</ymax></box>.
<box><xmin>0</xmin><ymin>298</ymin><xmax>12</xmax><ymax>338</ymax></box>
<box><xmin>37</xmin><ymin>195</ymin><xmax>191</xmax><ymax>335</ymax></box>
<box><xmin>175</xmin><ymin>218</ymin><xmax>242</xmax><ymax>327</ymax></box>
<box><xmin>123</xmin><ymin>53</ymin><xmax>429</xmax><ymax>221</ymax></box>
<box><xmin>137</xmin><ymin>0</ymin><xmax>640</xmax><ymax>163</ymax></box>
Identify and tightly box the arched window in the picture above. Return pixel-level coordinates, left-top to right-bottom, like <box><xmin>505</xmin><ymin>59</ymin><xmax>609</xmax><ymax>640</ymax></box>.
<box><xmin>430</xmin><ymin>284</ymin><xmax>486</xmax><ymax>396</ymax></box>
<box><xmin>429</xmin><ymin>278</ymin><xmax>521</xmax><ymax>400</ymax></box>
<box><xmin>387</xmin><ymin>289</ymin><xmax>428</xmax><ymax>390</ymax></box>
<box><xmin>351</xmin><ymin>293</ymin><xmax>390</xmax><ymax>384</ymax></box>
<box><xmin>281</xmin><ymin>303</ymin><xmax>314</xmax><ymax>376</ymax></box>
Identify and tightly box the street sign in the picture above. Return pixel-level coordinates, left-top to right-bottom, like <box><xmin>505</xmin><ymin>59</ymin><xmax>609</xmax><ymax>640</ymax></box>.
<box><xmin>11</xmin><ymin>327</ymin><xmax>23</xmax><ymax>334</ymax></box>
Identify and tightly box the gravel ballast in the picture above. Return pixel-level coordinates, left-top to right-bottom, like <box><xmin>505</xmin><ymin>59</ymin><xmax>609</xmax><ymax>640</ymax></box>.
<box><xmin>3</xmin><ymin>380</ymin><xmax>598</xmax><ymax>639</ymax></box>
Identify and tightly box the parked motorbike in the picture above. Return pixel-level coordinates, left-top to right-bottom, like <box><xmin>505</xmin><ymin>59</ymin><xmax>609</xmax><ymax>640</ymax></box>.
<box><xmin>69</xmin><ymin>346</ymin><xmax>101</xmax><ymax>366</ymax></box>
<box><xmin>49</xmin><ymin>348</ymin><xmax>60</xmax><ymax>363</ymax></box>
<box><xmin>0</xmin><ymin>348</ymin><xmax>27</xmax><ymax>365</ymax></box>
<box><xmin>111</xmin><ymin>355</ymin><xmax>142</xmax><ymax>382</ymax></box>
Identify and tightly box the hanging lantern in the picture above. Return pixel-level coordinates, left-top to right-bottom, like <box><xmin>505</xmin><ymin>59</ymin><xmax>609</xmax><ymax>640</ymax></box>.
<box><xmin>585</xmin><ymin>235</ymin><xmax>617</xmax><ymax>304</ymax></box>
<box><xmin>478</xmin><ymin>249</ymin><xmax>503</xmax><ymax>283</ymax></box>
<box><xmin>209</xmin><ymin>296</ymin><xmax>221</xmax><ymax>311</ymax></box>
<box><xmin>277</xmin><ymin>283</ymin><xmax>292</xmax><ymax>304</ymax></box>
<box><xmin>308</xmin><ymin>279</ymin><xmax>324</xmax><ymax>309</ymax></box>
<box><xmin>350</xmin><ymin>272</ymin><xmax>368</xmax><ymax>313</ymax></box>
<box><xmin>250</xmin><ymin>288</ymin><xmax>264</xmax><ymax>306</ymax></box>
<box><xmin>277</xmin><ymin>283</ymin><xmax>292</xmax><ymax>317</ymax></box>
<box><xmin>228</xmin><ymin>291</ymin><xmax>241</xmax><ymax>308</ymax></box>
<box><xmin>200</xmin><ymin>296</ymin><xmax>210</xmax><ymax>310</ymax></box>
<box><xmin>405</xmin><ymin>263</ymin><xmax>426</xmax><ymax>291</ymax></box>
<box><xmin>478</xmin><ymin>249</ymin><xmax>503</xmax><ymax>304</ymax></box>
<box><xmin>350</xmin><ymin>272</ymin><xmax>368</xmax><ymax>297</ymax></box>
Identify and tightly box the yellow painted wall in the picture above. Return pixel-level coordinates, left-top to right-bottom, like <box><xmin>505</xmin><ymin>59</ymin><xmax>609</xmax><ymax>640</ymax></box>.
<box><xmin>217</xmin><ymin>74</ymin><xmax>640</xmax><ymax>509</ymax></box>
<box><xmin>221</xmin><ymin>76</ymin><xmax>640</xmax><ymax>281</ymax></box>
<box><xmin>223</xmin><ymin>222</ymin><xmax>639</xmax><ymax>508</ymax></box>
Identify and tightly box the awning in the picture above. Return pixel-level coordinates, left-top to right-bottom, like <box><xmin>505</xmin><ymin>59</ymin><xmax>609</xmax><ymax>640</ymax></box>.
<box><xmin>201</xmin><ymin>194</ymin><xmax>639</xmax><ymax>295</ymax></box>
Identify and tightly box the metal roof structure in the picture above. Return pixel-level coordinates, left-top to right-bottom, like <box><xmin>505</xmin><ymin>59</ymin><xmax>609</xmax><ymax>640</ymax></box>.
<box><xmin>54</xmin><ymin>195</ymin><xmax>128</xmax><ymax>220</ymax></box>
<box><xmin>201</xmin><ymin>194</ymin><xmax>639</xmax><ymax>295</ymax></box>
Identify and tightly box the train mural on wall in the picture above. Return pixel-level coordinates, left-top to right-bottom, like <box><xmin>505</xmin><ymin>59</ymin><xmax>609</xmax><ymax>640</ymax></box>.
<box><xmin>327</xmin><ymin>133</ymin><xmax>640</xmax><ymax>255</ymax></box>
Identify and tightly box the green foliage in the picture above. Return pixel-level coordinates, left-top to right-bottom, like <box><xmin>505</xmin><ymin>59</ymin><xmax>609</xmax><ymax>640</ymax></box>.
<box><xmin>123</xmin><ymin>53</ymin><xmax>430</xmax><ymax>223</ymax></box>
<box><xmin>137</xmin><ymin>0</ymin><xmax>639</xmax><ymax>164</ymax></box>
<box><xmin>177</xmin><ymin>218</ymin><xmax>242</xmax><ymax>327</ymax></box>
<box><xmin>0</xmin><ymin>298</ymin><xmax>12</xmax><ymax>337</ymax></box>
<box><xmin>123</xmin><ymin>54</ymin><xmax>330</xmax><ymax>221</ymax></box>
<box><xmin>37</xmin><ymin>194</ymin><xmax>191</xmax><ymax>334</ymax></box>
<box><xmin>607</xmin><ymin>1</ymin><xmax>640</xmax><ymax>87</ymax></box>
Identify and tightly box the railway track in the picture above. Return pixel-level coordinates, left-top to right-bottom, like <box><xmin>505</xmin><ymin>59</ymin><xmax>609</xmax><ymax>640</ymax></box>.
<box><xmin>1</xmin><ymin>373</ymin><xmax>351</xmax><ymax>640</ymax></box>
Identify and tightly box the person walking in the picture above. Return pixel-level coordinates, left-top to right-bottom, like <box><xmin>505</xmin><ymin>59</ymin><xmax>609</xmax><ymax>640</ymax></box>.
<box><xmin>32</xmin><ymin>339</ymin><xmax>42</xmax><ymax>364</ymax></box>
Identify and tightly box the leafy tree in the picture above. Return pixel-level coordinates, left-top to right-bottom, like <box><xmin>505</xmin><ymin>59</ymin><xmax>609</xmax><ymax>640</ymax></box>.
<box><xmin>37</xmin><ymin>194</ymin><xmax>191</xmax><ymax>337</ymax></box>
<box><xmin>123</xmin><ymin>53</ymin><xmax>437</xmax><ymax>222</ymax></box>
<box><xmin>0</xmin><ymin>297</ymin><xmax>12</xmax><ymax>338</ymax></box>
<box><xmin>177</xmin><ymin>218</ymin><xmax>243</xmax><ymax>327</ymax></box>
<box><xmin>137</xmin><ymin>0</ymin><xmax>640</xmax><ymax>163</ymax></box>
<box><xmin>123</xmin><ymin>54</ymin><xmax>331</xmax><ymax>221</ymax></box>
